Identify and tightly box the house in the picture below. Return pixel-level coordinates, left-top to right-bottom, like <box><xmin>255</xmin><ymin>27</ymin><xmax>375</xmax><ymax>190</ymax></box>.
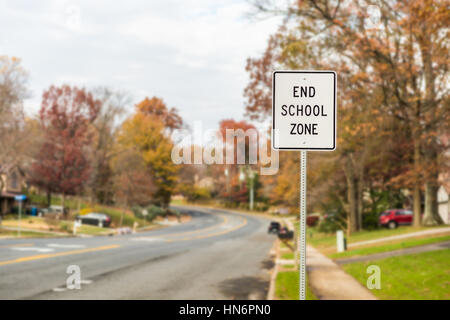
<box><xmin>0</xmin><ymin>165</ymin><xmax>25</xmax><ymax>216</ymax></box>
<box><xmin>437</xmin><ymin>183</ymin><xmax>450</xmax><ymax>225</ymax></box>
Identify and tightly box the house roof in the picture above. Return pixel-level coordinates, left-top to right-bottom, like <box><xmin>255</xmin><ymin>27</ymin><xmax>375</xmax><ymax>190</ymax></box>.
<box><xmin>0</xmin><ymin>191</ymin><xmax>20</xmax><ymax>199</ymax></box>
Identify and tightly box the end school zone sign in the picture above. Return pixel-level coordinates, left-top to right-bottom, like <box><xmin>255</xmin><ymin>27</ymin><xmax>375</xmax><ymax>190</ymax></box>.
<box><xmin>272</xmin><ymin>71</ymin><xmax>337</xmax><ymax>151</ymax></box>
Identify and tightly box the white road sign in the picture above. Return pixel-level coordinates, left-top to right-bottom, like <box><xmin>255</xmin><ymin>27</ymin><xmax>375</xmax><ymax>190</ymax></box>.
<box><xmin>272</xmin><ymin>71</ymin><xmax>337</xmax><ymax>150</ymax></box>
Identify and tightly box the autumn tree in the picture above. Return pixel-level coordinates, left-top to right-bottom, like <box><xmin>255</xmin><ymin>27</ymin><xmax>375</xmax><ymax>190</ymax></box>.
<box><xmin>30</xmin><ymin>85</ymin><xmax>100</xmax><ymax>212</ymax></box>
<box><xmin>112</xmin><ymin>144</ymin><xmax>156</xmax><ymax>227</ymax></box>
<box><xmin>248</xmin><ymin>0</ymin><xmax>449</xmax><ymax>230</ymax></box>
<box><xmin>136</xmin><ymin>97</ymin><xmax>183</xmax><ymax>132</ymax></box>
<box><xmin>0</xmin><ymin>56</ymin><xmax>29</xmax><ymax>190</ymax></box>
<box><xmin>88</xmin><ymin>87</ymin><xmax>128</xmax><ymax>204</ymax></box>
<box><xmin>116</xmin><ymin>110</ymin><xmax>178</xmax><ymax>208</ymax></box>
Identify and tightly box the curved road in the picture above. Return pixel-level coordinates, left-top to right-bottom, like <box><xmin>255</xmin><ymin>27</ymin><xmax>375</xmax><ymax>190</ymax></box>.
<box><xmin>0</xmin><ymin>206</ymin><xmax>275</xmax><ymax>299</ymax></box>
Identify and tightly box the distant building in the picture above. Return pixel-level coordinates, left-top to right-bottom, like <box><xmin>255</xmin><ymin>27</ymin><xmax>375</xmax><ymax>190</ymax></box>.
<box><xmin>195</xmin><ymin>177</ymin><xmax>215</xmax><ymax>191</ymax></box>
<box><xmin>437</xmin><ymin>183</ymin><xmax>449</xmax><ymax>225</ymax></box>
<box><xmin>0</xmin><ymin>165</ymin><xmax>25</xmax><ymax>216</ymax></box>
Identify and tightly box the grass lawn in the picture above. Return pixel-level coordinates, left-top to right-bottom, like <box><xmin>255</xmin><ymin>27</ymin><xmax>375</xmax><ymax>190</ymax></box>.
<box><xmin>28</xmin><ymin>194</ymin><xmax>148</xmax><ymax>228</ymax></box>
<box><xmin>281</xmin><ymin>252</ymin><xmax>295</xmax><ymax>260</ymax></box>
<box><xmin>0</xmin><ymin>228</ymin><xmax>60</xmax><ymax>238</ymax></box>
<box><xmin>2</xmin><ymin>216</ymin><xmax>112</xmax><ymax>236</ymax></box>
<box><xmin>306</xmin><ymin>225</ymin><xmax>434</xmax><ymax>250</ymax></box>
<box><xmin>275</xmin><ymin>271</ymin><xmax>317</xmax><ymax>300</ymax></box>
<box><xmin>343</xmin><ymin>249</ymin><xmax>450</xmax><ymax>300</ymax></box>
<box><xmin>330</xmin><ymin>235</ymin><xmax>450</xmax><ymax>259</ymax></box>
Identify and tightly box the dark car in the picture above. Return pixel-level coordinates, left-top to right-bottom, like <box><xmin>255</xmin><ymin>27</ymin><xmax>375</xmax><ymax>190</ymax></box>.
<box><xmin>379</xmin><ymin>209</ymin><xmax>413</xmax><ymax>229</ymax></box>
<box><xmin>268</xmin><ymin>221</ymin><xmax>281</xmax><ymax>234</ymax></box>
<box><xmin>278</xmin><ymin>226</ymin><xmax>294</xmax><ymax>240</ymax></box>
<box><xmin>76</xmin><ymin>213</ymin><xmax>111</xmax><ymax>228</ymax></box>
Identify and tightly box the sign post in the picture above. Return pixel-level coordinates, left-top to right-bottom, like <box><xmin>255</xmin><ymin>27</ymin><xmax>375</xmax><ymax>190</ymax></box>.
<box><xmin>14</xmin><ymin>195</ymin><xmax>27</xmax><ymax>237</ymax></box>
<box><xmin>272</xmin><ymin>70</ymin><xmax>336</xmax><ymax>300</ymax></box>
<box><xmin>142</xmin><ymin>209</ymin><xmax>148</xmax><ymax>228</ymax></box>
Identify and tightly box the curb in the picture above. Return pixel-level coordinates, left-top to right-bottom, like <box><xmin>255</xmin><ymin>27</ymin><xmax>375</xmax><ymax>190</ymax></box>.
<box><xmin>267</xmin><ymin>238</ymin><xmax>280</xmax><ymax>300</ymax></box>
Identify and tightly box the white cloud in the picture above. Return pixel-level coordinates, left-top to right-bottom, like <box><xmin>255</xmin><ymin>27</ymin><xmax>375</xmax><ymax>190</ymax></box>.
<box><xmin>0</xmin><ymin>0</ymin><xmax>281</xmax><ymax>130</ymax></box>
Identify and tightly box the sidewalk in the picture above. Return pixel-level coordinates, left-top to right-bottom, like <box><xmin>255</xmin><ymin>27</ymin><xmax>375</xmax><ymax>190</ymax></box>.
<box><xmin>336</xmin><ymin>240</ymin><xmax>450</xmax><ymax>265</ymax></box>
<box><xmin>307</xmin><ymin>245</ymin><xmax>377</xmax><ymax>300</ymax></box>
<box><xmin>349</xmin><ymin>227</ymin><xmax>450</xmax><ymax>248</ymax></box>
<box><xmin>277</xmin><ymin>217</ymin><xmax>376</xmax><ymax>300</ymax></box>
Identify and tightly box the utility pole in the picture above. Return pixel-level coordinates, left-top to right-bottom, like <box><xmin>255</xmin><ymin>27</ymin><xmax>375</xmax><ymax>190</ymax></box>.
<box><xmin>248</xmin><ymin>167</ymin><xmax>255</xmax><ymax>211</ymax></box>
<box><xmin>14</xmin><ymin>195</ymin><xmax>26</xmax><ymax>237</ymax></box>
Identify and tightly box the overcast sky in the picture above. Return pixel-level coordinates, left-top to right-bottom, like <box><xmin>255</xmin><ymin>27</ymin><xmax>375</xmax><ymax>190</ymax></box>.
<box><xmin>0</xmin><ymin>0</ymin><xmax>280</xmax><ymax>130</ymax></box>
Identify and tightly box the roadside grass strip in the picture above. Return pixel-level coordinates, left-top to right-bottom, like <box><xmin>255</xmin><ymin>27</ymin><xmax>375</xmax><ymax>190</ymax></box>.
<box><xmin>330</xmin><ymin>235</ymin><xmax>450</xmax><ymax>259</ymax></box>
<box><xmin>275</xmin><ymin>271</ymin><xmax>317</xmax><ymax>300</ymax></box>
<box><xmin>306</xmin><ymin>226</ymin><xmax>434</xmax><ymax>250</ymax></box>
<box><xmin>342</xmin><ymin>249</ymin><xmax>450</xmax><ymax>300</ymax></box>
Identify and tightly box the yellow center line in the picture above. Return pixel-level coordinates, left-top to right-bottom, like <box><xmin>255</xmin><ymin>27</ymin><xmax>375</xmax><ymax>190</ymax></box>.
<box><xmin>162</xmin><ymin>214</ymin><xmax>228</xmax><ymax>238</ymax></box>
<box><xmin>0</xmin><ymin>244</ymin><xmax>120</xmax><ymax>267</ymax></box>
<box><xmin>0</xmin><ymin>243</ymin><xmax>34</xmax><ymax>249</ymax></box>
<box><xmin>167</xmin><ymin>216</ymin><xmax>248</xmax><ymax>242</ymax></box>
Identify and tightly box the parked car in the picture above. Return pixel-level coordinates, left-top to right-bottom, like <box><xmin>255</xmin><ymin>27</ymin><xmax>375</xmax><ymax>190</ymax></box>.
<box><xmin>38</xmin><ymin>205</ymin><xmax>68</xmax><ymax>217</ymax></box>
<box><xmin>268</xmin><ymin>221</ymin><xmax>281</xmax><ymax>234</ymax></box>
<box><xmin>306</xmin><ymin>213</ymin><xmax>320</xmax><ymax>227</ymax></box>
<box><xmin>379</xmin><ymin>209</ymin><xmax>413</xmax><ymax>229</ymax></box>
<box><xmin>76</xmin><ymin>213</ymin><xmax>111</xmax><ymax>228</ymax></box>
<box><xmin>278</xmin><ymin>227</ymin><xmax>294</xmax><ymax>240</ymax></box>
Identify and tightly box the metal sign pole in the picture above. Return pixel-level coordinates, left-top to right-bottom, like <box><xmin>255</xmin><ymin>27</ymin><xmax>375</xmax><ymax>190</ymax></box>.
<box><xmin>18</xmin><ymin>200</ymin><xmax>22</xmax><ymax>238</ymax></box>
<box><xmin>299</xmin><ymin>151</ymin><xmax>307</xmax><ymax>300</ymax></box>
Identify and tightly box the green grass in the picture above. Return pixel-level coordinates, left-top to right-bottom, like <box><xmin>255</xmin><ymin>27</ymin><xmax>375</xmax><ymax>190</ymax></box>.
<box><xmin>275</xmin><ymin>271</ymin><xmax>317</xmax><ymax>300</ymax></box>
<box><xmin>59</xmin><ymin>221</ymin><xmax>112</xmax><ymax>236</ymax></box>
<box><xmin>306</xmin><ymin>225</ymin><xmax>432</xmax><ymax>250</ymax></box>
<box><xmin>27</xmin><ymin>192</ymin><xmax>149</xmax><ymax>229</ymax></box>
<box><xmin>281</xmin><ymin>252</ymin><xmax>295</xmax><ymax>260</ymax></box>
<box><xmin>343</xmin><ymin>249</ymin><xmax>450</xmax><ymax>300</ymax></box>
<box><xmin>330</xmin><ymin>235</ymin><xmax>450</xmax><ymax>259</ymax></box>
<box><xmin>0</xmin><ymin>228</ymin><xmax>60</xmax><ymax>238</ymax></box>
<box><xmin>97</xmin><ymin>206</ymin><xmax>146</xmax><ymax>228</ymax></box>
<box><xmin>2</xmin><ymin>216</ymin><xmax>113</xmax><ymax>237</ymax></box>
<box><xmin>28</xmin><ymin>193</ymin><xmax>89</xmax><ymax>210</ymax></box>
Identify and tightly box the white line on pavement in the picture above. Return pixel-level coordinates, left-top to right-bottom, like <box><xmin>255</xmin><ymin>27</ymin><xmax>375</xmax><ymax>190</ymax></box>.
<box><xmin>12</xmin><ymin>247</ymin><xmax>55</xmax><ymax>253</ymax></box>
<box><xmin>47</xmin><ymin>244</ymin><xmax>86</xmax><ymax>249</ymax></box>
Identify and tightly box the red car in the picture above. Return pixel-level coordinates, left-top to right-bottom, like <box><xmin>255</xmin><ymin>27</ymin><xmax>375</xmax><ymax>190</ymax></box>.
<box><xmin>379</xmin><ymin>209</ymin><xmax>413</xmax><ymax>229</ymax></box>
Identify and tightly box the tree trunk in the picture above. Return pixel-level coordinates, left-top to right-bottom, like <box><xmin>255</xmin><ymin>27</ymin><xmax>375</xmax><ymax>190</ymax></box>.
<box><xmin>344</xmin><ymin>156</ymin><xmax>358</xmax><ymax>233</ymax></box>
<box><xmin>418</xmin><ymin>33</ymin><xmax>441</xmax><ymax>226</ymax></box>
<box><xmin>357</xmin><ymin>163</ymin><xmax>364</xmax><ymax>231</ymax></box>
<box><xmin>412</xmin><ymin>132</ymin><xmax>422</xmax><ymax>227</ymax></box>
<box><xmin>61</xmin><ymin>193</ymin><xmax>66</xmax><ymax>218</ymax></box>
<box><xmin>119</xmin><ymin>208</ymin><xmax>125</xmax><ymax>228</ymax></box>
<box><xmin>423</xmin><ymin>181</ymin><xmax>443</xmax><ymax>225</ymax></box>
<box><xmin>47</xmin><ymin>191</ymin><xmax>51</xmax><ymax>207</ymax></box>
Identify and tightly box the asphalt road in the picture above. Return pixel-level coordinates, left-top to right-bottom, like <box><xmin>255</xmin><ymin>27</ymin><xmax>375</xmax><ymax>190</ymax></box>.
<box><xmin>0</xmin><ymin>206</ymin><xmax>276</xmax><ymax>300</ymax></box>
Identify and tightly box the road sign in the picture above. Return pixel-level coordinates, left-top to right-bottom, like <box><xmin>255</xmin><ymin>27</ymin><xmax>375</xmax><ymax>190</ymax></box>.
<box><xmin>272</xmin><ymin>70</ymin><xmax>336</xmax><ymax>150</ymax></box>
<box><xmin>272</xmin><ymin>70</ymin><xmax>337</xmax><ymax>301</ymax></box>
<box><xmin>14</xmin><ymin>195</ymin><xmax>26</xmax><ymax>201</ymax></box>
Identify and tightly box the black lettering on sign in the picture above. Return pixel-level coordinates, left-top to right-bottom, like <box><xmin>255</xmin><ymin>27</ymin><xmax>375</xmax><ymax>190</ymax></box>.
<box><xmin>280</xmin><ymin>105</ymin><xmax>327</xmax><ymax>117</ymax></box>
<box><xmin>293</xmin><ymin>86</ymin><xmax>315</xmax><ymax>98</ymax></box>
<box><xmin>290</xmin><ymin>123</ymin><xmax>319</xmax><ymax>135</ymax></box>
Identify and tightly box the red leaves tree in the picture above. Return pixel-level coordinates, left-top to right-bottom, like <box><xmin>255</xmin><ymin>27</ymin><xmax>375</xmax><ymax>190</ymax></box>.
<box><xmin>136</xmin><ymin>96</ymin><xmax>183</xmax><ymax>132</ymax></box>
<box><xmin>30</xmin><ymin>85</ymin><xmax>100</xmax><ymax>213</ymax></box>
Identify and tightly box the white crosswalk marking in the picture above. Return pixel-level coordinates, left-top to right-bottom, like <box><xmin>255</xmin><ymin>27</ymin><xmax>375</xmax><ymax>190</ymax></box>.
<box><xmin>130</xmin><ymin>237</ymin><xmax>164</xmax><ymax>242</ymax></box>
<box><xmin>47</xmin><ymin>244</ymin><xmax>86</xmax><ymax>249</ymax></box>
<box><xmin>12</xmin><ymin>247</ymin><xmax>55</xmax><ymax>253</ymax></box>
